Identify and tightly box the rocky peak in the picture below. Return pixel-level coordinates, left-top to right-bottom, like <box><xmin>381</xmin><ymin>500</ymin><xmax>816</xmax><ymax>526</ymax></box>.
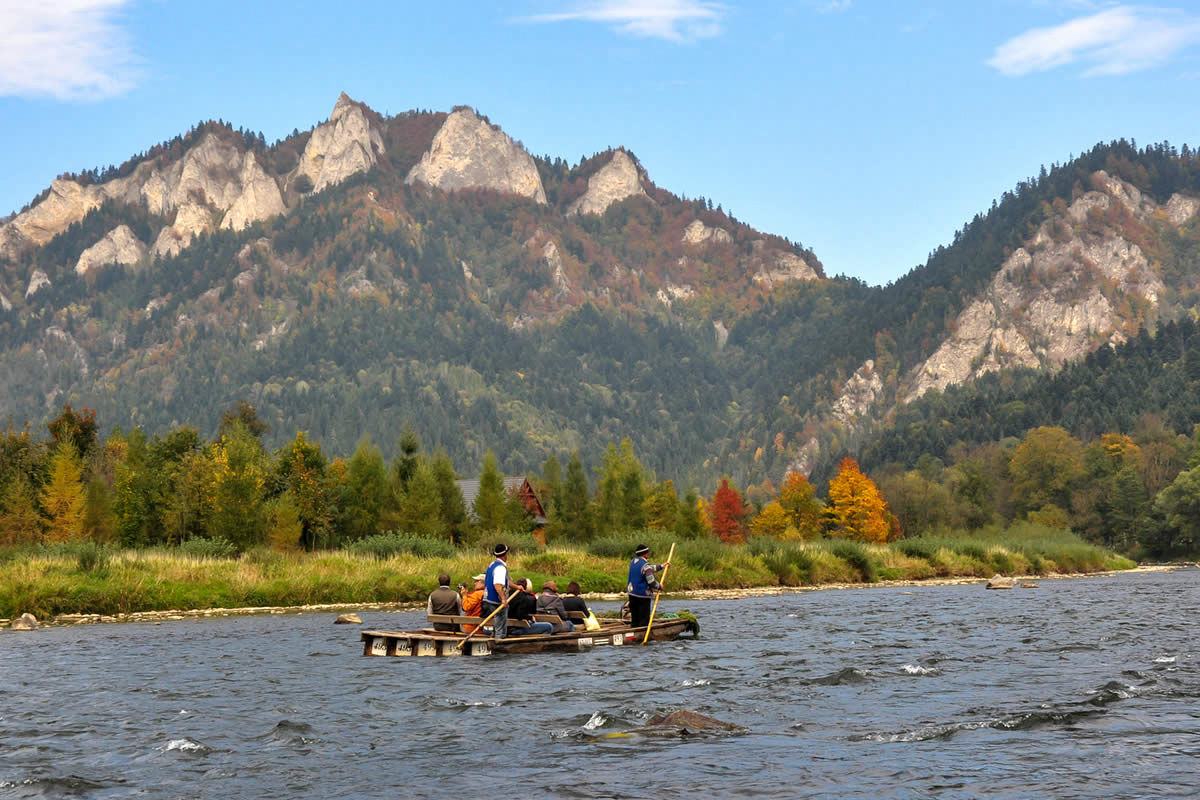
<box><xmin>405</xmin><ymin>109</ymin><xmax>546</xmax><ymax>204</ymax></box>
<box><xmin>221</xmin><ymin>152</ymin><xmax>286</xmax><ymax>231</ymax></box>
<box><xmin>753</xmin><ymin>252</ymin><xmax>818</xmax><ymax>288</ymax></box>
<box><xmin>294</xmin><ymin>93</ymin><xmax>384</xmax><ymax>194</ymax></box>
<box><xmin>567</xmin><ymin>150</ymin><xmax>647</xmax><ymax>216</ymax></box>
<box><xmin>26</xmin><ymin>269</ymin><xmax>51</xmax><ymax>298</ymax></box>
<box><xmin>907</xmin><ymin>172</ymin><xmax>1174</xmax><ymax>400</ymax></box>
<box><xmin>75</xmin><ymin>225</ymin><xmax>147</xmax><ymax>274</ymax></box>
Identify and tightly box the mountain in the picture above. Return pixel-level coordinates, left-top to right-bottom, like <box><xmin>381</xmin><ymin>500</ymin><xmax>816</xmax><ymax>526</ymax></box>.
<box><xmin>2</xmin><ymin>95</ymin><xmax>1199</xmax><ymax>490</ymax></box>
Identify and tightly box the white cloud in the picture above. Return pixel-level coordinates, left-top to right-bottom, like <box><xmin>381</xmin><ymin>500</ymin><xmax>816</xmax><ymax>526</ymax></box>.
<box><xmin>518</xmin><ymin>0</ymin><xmax>725</xmax><ymax>43</ymax></box>
<box><xmin>988</xmin><ymin>5</ymin><xmax>1200</xmax><ymax>76</ymax></box>
<box><xmin>0</xmin><ymin>0</ymin><xmax>138</xmax><ymax>99</ymax></box>
<box><xmin>818</xmin><ymin>0</ymin><xmax>852</xmax><ymax>13</ymax></box>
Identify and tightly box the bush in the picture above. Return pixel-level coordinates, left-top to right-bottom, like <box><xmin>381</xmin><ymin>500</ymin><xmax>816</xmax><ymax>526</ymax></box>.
<box><xmin>178</xmin><ymin>537</ymin><xmax>238</xmax><ymax>560</ymax></box>
<box><xmin>829</xmin><ymin>540</ymin><xmax>877</xmax><ymax>583</ymax></box>
<box><xmin>73</xmin><ymin>541</ymin><xmax>110</xmax><ymax>574</ymax></box>
<box><xmin>347</xmin><ymin>532</ymin><xmax>456</xmax><ymax>560</ymax></box>
<box><xmin>520</xmin><ymin>551</ymin><xmax>571</xmax><ymax>575</ymax></box>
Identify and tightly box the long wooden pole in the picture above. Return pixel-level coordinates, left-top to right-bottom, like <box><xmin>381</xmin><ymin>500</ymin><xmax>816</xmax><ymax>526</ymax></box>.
<box><xmin>455</xmin><ymin>587</ymin><xmax>521</xmax><ymax>651</ymax></box>
<box><xmin>641</xmin><ymin>542</ymin><xmax>675</xmax><ymax>645</ymax></box>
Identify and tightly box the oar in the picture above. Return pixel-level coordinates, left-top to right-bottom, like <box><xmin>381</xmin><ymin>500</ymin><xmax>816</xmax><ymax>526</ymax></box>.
<box><xmin>641</xmin><ymin>542</ymin><xmax>676</xmax><ymax>645</ymax></box>
<box><xmin>455</xmin><ymin>587</ymin><xmax>521</xmax><ymax>651</ymax></box>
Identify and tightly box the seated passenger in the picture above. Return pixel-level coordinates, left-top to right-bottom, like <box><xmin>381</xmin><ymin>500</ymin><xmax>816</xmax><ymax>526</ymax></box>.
<box><xmin>535</xmin><ymin>580</ymin><xmax>575</xmax><ymax>633</ymax></box>
<box><xmin>562</xmin><ymin>581</ymin><xmax>591</xmax><ymax>619</ymax></box>
<box><xmin>507</xmin><ymin>578</ymin><xmax>554</xmax><ymax>635</ymax></box>
<box><xmin>426</xmin><ymin>572</ymin><xmax>463</xmax><ymax>632</ymax></box>
<box><xmin>459</xmin><ymin>573</ymin><xmax>486</xmax><ymax>633</ymax></box>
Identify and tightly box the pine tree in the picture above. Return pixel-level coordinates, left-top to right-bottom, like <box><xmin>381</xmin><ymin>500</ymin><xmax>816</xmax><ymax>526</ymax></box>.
<box><xmin>560</xmin><ymin>451</ymin><xmax>594</xmax><ymax>542</ymax></box>
<box><xmin>431</xmin><ymin>449</ymin><xmax>466</xmax><ymax>544</ymax></box>
<box><xmin>473</xmin><ymin>450</ymin><xmax>507</xmax><ymax>535</ymax></box>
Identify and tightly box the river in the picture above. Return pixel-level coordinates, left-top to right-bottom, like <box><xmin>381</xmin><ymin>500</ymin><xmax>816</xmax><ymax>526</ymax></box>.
<box><xmin>2</xmin><ymin>568</ymin><xmax>1197</xmax><ymax>799</ymax></box>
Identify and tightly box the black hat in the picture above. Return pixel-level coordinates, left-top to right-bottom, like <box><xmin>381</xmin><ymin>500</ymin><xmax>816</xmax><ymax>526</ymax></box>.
<box><xmin>494</xmin><ymin>543</ymin><xmax>509</xmax><ymax>556</ymax></box>
<box><xmin>635</xmin><ymin>544</ymin><xmax>650</xmax><ymax>556</ymax></box>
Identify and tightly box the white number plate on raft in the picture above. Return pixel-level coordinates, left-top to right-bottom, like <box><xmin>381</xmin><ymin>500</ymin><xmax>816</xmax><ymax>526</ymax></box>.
<box><xmin>370</xmin><ymin>637</ymin><xmax>387</xmax><ymax>656</ymax></box>
<box><xmin>576</xmin><ymin>637</ymin><xmax>593</xmax><ymax>649</ymax></box>
<box><xmin>611</xmin><ymin>634</ymin><xmax>624</xmax><ymax>646</ymax></box>
<box><xmin>416</xmin><ymin>640</ymin><xmax>438</xmax><ymax>656</ymax></box>
<box><xmin>394</xmin><ymin>639</ymin><xmax>412</xmax><ymax>656</ymax></box>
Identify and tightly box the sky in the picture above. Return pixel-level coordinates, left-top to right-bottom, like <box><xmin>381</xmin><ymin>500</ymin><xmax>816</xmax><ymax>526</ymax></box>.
<box><xmin>2</xmin><ymin>0</ymin><xmax>1199</xmax><ymax>286</ymax></box>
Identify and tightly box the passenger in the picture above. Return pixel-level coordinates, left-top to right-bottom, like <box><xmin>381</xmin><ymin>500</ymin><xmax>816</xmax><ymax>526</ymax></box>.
<box><xmin>426</xmin><ymin>572</ymin><xmax>463</xmax><ymax>632</ymax></box>
<box><xmin>535</xmin><ymin>580</ymin><xmax>575</xmax><ymax>633</ymax></box>
<box><xmin>481</xmin><ymin>543</ymin><xmax>523</xmax><ymax>639</ymax></box>
<box><xmin>561</xmin><ymin>581</ymin><xmax>591</xmax><ymax>620</ymax></box>
<box><xmin>508</xmin><ymin>578</ymin><xmax>554</xmax><ymax>636</ymax></box>
<box><xmin>460</xmin><ymin>573</ymin><xmax>486</xmax><ymax>633</ymax></box>
<box><xmin>627</xmin><ymin>544</ymin><xmax>669</xmax><ymax>629</ymax></box>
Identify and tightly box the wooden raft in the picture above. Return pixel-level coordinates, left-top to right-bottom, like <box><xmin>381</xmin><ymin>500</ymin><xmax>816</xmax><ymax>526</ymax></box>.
<box><xmin>361</xmin><ymin>614</ymin><xmax>698</xmax><ymax>658</ymax></box>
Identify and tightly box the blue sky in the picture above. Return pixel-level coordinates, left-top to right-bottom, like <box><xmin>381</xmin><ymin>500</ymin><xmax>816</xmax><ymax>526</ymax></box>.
<box><xmin>2</xmin><ymin>1</ymin><xmax>1199</xmax><ymax>285</ymax></box>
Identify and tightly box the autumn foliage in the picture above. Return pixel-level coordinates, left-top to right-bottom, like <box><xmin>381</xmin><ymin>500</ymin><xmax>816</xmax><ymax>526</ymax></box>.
<box><xmin>827</xmin><ymin>457</ymin><xmax>894</xmax><ymax>543</ymax></box>
<box><xmin>709</xmin><ymin>478</ymin><xmax>747</xmax><ymax>544</ymax></box>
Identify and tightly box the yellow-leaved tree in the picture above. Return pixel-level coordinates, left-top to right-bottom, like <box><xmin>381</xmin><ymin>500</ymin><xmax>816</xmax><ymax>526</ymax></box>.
<box><xmin>827</xmin><ymin>457</ymin><xmax>893</xmax><ymax>543</ymax></box>
<box><xmin>41</xmin><ymin>443</ymin><xmax>86</xmax><ymax>542</ymax></box>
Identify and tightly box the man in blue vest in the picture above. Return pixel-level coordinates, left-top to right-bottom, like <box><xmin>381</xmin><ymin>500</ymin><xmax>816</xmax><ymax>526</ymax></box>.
<box><xmin>627</xmin><ymin>543</ymin><xmax>670</xmax><ymax>629</ymax></box>
<box><xmin>481</xmin><ymin>543</ymin><xmax>523</xmax><ymax>639</ymax></box>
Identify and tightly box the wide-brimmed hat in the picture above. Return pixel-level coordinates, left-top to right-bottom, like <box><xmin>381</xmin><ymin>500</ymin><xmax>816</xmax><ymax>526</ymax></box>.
<box><xmin>635</xmin><ymin>543</ymin><xmax>651</xmax><ymax>556</ymax></box>
<box><xmin>472</xmin><ymin>574</ymin><xmax>486</xmax><ymax>581</ymax></box>
<box><xmin>493</xmin><ymin>543</ymin><xmax>509</xmax><ymax>556</ymax></box>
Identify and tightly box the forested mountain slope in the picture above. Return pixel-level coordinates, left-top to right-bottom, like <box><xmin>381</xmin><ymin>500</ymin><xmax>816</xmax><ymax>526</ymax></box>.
<box><xmin>2</xmin><ymin>93</ymin><xmax>1200</xmax><ymax>491</ymax></box>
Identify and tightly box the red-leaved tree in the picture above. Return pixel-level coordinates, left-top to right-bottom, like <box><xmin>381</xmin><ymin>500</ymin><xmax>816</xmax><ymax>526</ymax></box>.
<box><xmin>710</xmin><ymin>478</ymin><xmax>747</xmax><ymax>544</ymax></box>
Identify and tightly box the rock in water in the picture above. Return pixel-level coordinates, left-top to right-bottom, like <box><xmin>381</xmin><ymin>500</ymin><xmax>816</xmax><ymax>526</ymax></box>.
<box><xmin>986</xmin><ymin>579</ymin><xmax>1015</xmax><ymax>590</ymax></box>
<box><xmin>639</xmin><ymin>710</ymin><xmax>743</xmax><ymax>736</ymax></box>
<box><xmin>334</xmin><ymin>613</ymin><xmax>362</xmax><ymax>624</ymax></box>
<box><xmin>11</xmin><ymin>613</ymin><xmax>39</xmax><ymax>631</ymax></box>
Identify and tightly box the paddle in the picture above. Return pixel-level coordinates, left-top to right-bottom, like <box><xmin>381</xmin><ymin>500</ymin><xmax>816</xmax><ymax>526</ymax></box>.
<box><xmin>455</xmin><ymin>586</ymin><xmax>522</xmax><ymax>651</ymax></box>
<box><xmin>641</xmin><ymin>542</ymin><xmax>675</xmax><ymax>645</ymax></box>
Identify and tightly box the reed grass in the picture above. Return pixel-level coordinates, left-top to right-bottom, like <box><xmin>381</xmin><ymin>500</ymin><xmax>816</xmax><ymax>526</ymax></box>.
<box><xmin>0</xmin><ymin>524</ymin><xmax>1134</xmax><ymax>619</ymax></box>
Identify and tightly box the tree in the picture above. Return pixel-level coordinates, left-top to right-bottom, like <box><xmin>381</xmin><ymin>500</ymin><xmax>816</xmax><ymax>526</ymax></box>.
<box><xmin>210</xmin><ymin>426</ymin><xmax>268</xmax><ymax>550</ymax></box>
<box><xmin>643</xmin><ymin>480</ymin><xmax>680</xmax><ymax>532</ymax></box>
<box><xmin>709</xmin><ymin>478</ymin><xmax>747</xmax><ymax>544</ymax></box>
<box><xmin>827</xmin><ymin>457</ymin><xmax>892</xmax><ymax>543</ymax></box>
<box><xmin>1152</xmin><ymin>465</ymin><xmax>1200</xmax><ymax>556</ymax></box>
<box><xmin>675</xmin><ymin>487</ymin><xmax>705</xmax><ymax>539</ymax></box>
<box><xmin>338</xmin><ymin>436</ymin><xmax>388</xmax><ymax>541</ymax></box>
<box><xmin>391</xmin><ymin>425</ymin><xmax>421</xmax><ymax>493</ymax></box>
<box><xmin>399</xmin><ymin>459</ymin><xmax>447</xmax><ymax>539</ymax></box>
<box><xmin>0</xmin><ymin>474</ymin><xmax>44</xmax><ymax>546</ymax></box>
<box><xmin>41</xmin><ymin>443</ymin><xmax>86</xmax><ymax>542</ymax></box>
<box><xmin>273</xmin><ymin>431</ymin><xmax>332</xmax><ymax>550</ymax></box>
<box><xmin>431</xmin><ymin>449</ymin><xmax>467</xmax><ymax>544</ymax></box>
<box><xmin>473</xmin><ymin>450</ymin><xmax>507</xmax><ymax>535</ymax></box>
<box><xmin>1009</xmin><ymin>426</ymin><xmax>1084</xmax><ymax>515</ymax></box>
<box><xmin>750</xmin><ymin>500</ymin><xmax>789</xmax><ymax>538</ymax></box>
<box><xmin>219</xmin><ymin>400</ymin><xmax>269</xmax><ymax>440</ymax></box>
<box><xmin>778</xmin><ymin>472</ymin><xmax>824</xmax><ymax>539</ymax></box>
<box><xmin>47</xmin><ymin>404</ymin><xmax>99</xmax><ymax>461</ymax></box>
<box><xmin>265</xmin><ymin>492</ymin><xmax>304</xmax><ymax>551</ymax></box>
<box><xmin>559</xmin><ymin>451</ymin><xmax>594</xmax><ymax>542</ymax></box>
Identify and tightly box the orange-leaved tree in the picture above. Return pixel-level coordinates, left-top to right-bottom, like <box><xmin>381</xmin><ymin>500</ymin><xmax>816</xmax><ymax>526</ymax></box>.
<box><xmin>709</xmin><ymin>478</ymin><xmax>747</xmax><ymax>544</ymax></box>
<box><xmin>827</xmin><ymin>457</ymin><xmax>893</xmax><ymax>543</ymax></box>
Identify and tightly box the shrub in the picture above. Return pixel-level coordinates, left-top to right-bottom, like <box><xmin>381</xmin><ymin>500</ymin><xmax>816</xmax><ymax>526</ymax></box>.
<box><xmin>829</xmin><ymin>540</ymin><xmax>877</xmax><ymax>582</ymax></box>
<box><xmin>520</xmin><ymin>551</ymin><xmax>571</xmax><ymax>575</ymax></box>
<box><xmin>347</xmin><ymin>532</ymin><xmax>456</xmax><ymax>560</ymax></box>
<box><xmin>178</xmin><ymin>537</ymin><xmax>238</xmax><ymax>560</ymax></box>
<box><xmin>73</xmin><ymin>541</ymin><xmax>110</xmax><ymax>574</ymax></box>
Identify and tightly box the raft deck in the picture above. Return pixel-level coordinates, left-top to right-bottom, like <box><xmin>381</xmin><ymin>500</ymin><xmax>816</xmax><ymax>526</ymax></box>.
<box><xmin>361</xmin><ymin>616</ymin><xmax>698</xmax><ymax>658</ymax></box>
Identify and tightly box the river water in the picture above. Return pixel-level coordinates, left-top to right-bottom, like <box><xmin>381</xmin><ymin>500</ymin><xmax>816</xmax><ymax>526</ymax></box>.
<box><xmin>2</xmin><ymin>568</ymin><xmax>1197</xmax><ymax>799</ymax></box>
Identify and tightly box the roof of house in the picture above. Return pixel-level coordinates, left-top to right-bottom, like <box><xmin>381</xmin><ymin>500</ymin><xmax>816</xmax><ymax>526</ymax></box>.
<box><xmin>455</xmin><ymin>477</ymin><xmax>547</xmax><ymax>525</ymax></box>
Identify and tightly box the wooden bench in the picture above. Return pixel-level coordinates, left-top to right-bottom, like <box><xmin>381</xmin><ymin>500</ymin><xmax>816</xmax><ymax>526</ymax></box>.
<box><xmin>426</xmin><ymin>614</ymin><xmax>483</xmax><ymax>633</ymax></box>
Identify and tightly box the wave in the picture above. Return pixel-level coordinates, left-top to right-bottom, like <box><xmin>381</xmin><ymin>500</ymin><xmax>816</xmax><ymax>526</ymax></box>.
<box><xmin>681</xmin><ymin>678</ymin><xmax>712</xmax><ymax>687</ymax></box>
<box><xmin>810</xmin><ymin>667</ymin><xmax>870</xmax><ymax>686</ymax></box>
<box><xmin>1087</xmin><ymin>680</ymin><xmax>1152</xmax><ymax>706</ymax></box>
<box><xmin>583</xmin><ymin>711</ymin><xmax>613</xmax><ymax>731</ymax></box>
<box><xmin>1154</xmin><ymin>655</ymin><xmax>1177</xmax><ymax>664</ymax></box>
<box><xmin>162</xmin><ymin>737</ymin><xmax>211</xmax><ymax>753</ymax></box>
<box><xmin>424</xmin><ymin>697</ymin><xmax>505</xmax><ymax>710</ymax></box>
<box><xmin>851</xmin><ymin>708</ymin><xmax>1105</xmax><ymax>742</ymax></box>
<box><xmin>900</xmin><ymin>664</ymin><xmax>941</xmax><ymax>676</ymax></box>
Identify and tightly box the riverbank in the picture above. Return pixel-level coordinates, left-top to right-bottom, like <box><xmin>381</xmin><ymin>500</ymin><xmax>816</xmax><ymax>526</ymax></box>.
<box><xmin>6</xmin><ymin>564</ymin><xmax>1185</xmax><ymax>631</ymax></box>
<box><xmin>0</xmin><ymin>530</ymin><xmax>1139</xmax><ymax>622</ymax></box>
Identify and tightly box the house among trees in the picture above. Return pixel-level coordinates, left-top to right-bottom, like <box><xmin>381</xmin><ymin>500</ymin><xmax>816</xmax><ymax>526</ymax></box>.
<box><xmin>456</xmin><ymin>476</ymin><xmax>548</xmax><ymax>534</ymax></box>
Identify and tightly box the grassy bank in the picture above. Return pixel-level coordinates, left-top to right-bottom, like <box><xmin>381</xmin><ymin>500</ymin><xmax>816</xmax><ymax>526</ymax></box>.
<box><xmin>0</xmin><ymin>525</ymin><xmax>1135</xmax><ymax>619</ymax></box>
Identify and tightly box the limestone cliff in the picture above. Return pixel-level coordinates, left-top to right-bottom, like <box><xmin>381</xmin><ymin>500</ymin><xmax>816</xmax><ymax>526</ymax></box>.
<box><xmin>567</xmin><ymin>150</ymin><xmax>647</xmax><ymax>216</ymax></box>
<box><xmin>752</xmin><ymin>251</ymin><xmax>818</xmax><ymax>288</ymax></box>
<box><xmin>293</xmin><ymin>93</ymin><xmax>384</xmax><ymax>194</ymax></box>
<box><xmin>221</xmin><ymin>153</ymin><xmax>286</xmax><ymax>230</ymax></box>
<box><xmin>406</xmin><ymin>109</ymin><xmax>546</xmax><ymax>204</ymax></box>
<box><xmin>75</xmin><ymin>225</ymin><xmax>147</xmax><ymax>274</ymax></box>
<box><xmin>153</xmin><ymin>203</ymin><xmax>215</xmax><ymax>258</ymax></box>
<box><xmin>907</xmin><ymin>171</ymin><xmax>1192</xmax><ymax>400</ymax></box>
<box><xmin>682</xmin><ymin>219</ymin><xmax>731</xmax><ymax>245</ymax></box>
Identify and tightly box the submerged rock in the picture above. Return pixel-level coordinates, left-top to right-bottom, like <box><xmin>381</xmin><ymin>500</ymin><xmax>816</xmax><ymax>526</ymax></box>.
<box><xmin>11</xmin><ymin>613</ymin><xmax>39</xmax><ymax>631</ymax></box>
<box><xmin>638</xmin><ymin>710</ymin><xmax>743</xmax><ymax>736</ymax></box>
<box><xmin>986</xmin><ymin>579</ymin><xmax>1015</xmax><ymax>590</ymax></box>
<box><xmin>334</xmin><ymin>613</ymin><xmax>362</xmax><ymax>624</ymax></box>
